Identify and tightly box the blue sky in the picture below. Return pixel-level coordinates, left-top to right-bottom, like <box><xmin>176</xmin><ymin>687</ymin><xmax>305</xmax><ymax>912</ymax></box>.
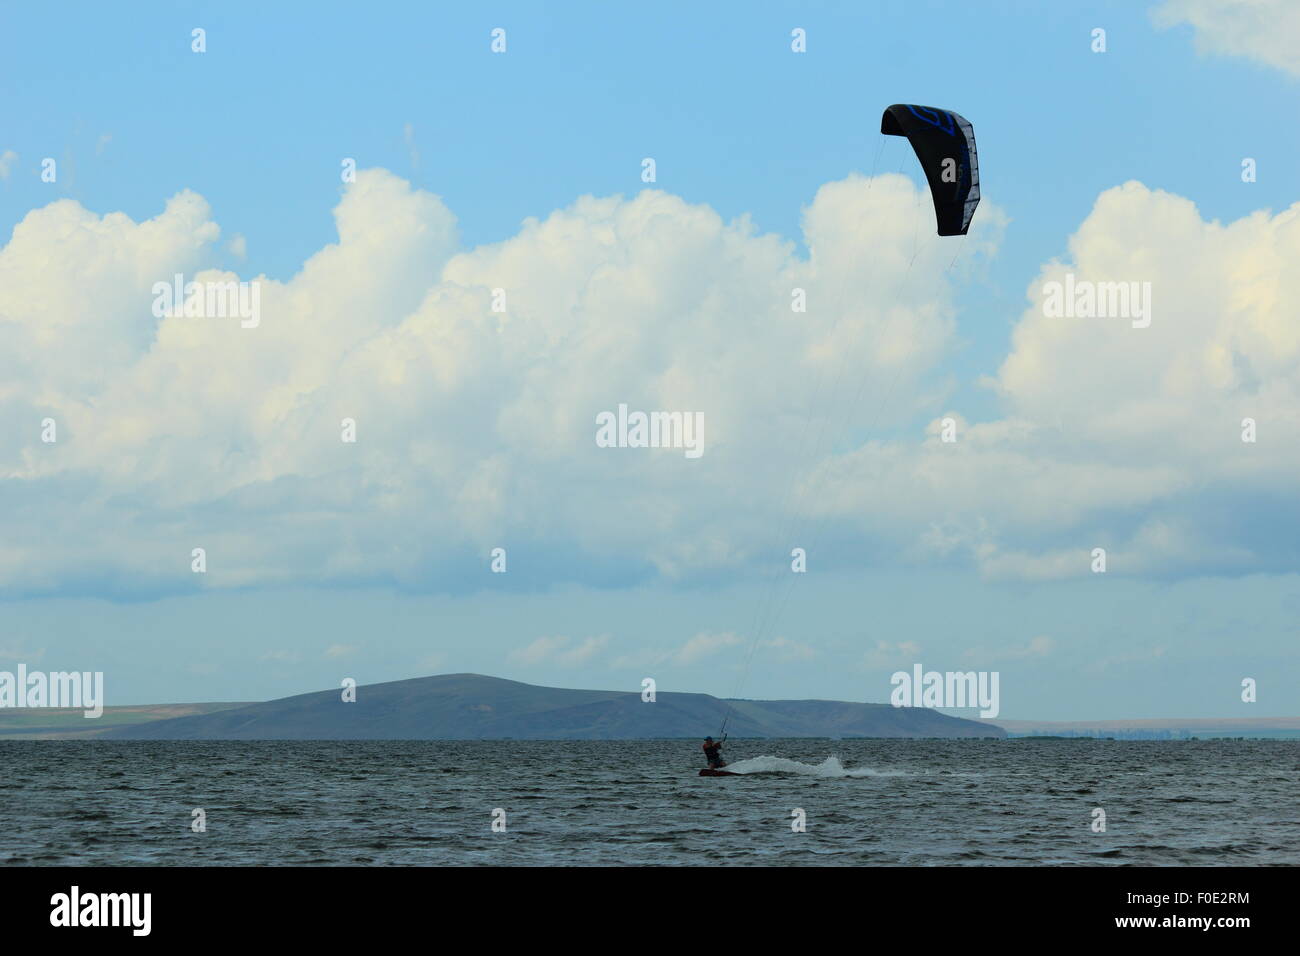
<box><xmin>1</xmin><ymin>1</ymin><xmax>1298</xmax><ymax>719</ymax></box>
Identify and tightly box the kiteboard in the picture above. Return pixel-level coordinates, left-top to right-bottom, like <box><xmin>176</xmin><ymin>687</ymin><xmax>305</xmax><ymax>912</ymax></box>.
<box><xmin>699</xmin><ymin>768</ymin><xmax>741</xmax><ymax>777</ymax></box>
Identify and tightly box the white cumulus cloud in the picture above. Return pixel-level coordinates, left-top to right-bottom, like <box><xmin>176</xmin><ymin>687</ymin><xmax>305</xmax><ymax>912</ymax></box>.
<box><xmin>1154</xmin><ymin>0</ymin><xmax>1300</xmax><ymax>76</ymax></box>
<box><xmin>5</xmin><ymin>166</ymin><xmax>1295</xmax><ymax>596</ymax></box>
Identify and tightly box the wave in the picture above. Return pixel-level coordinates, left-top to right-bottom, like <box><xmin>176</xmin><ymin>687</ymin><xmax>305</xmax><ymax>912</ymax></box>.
<box><xmin>719</xmin><ymin>755</ymin><xmax>903</xmax><ymax>778</ymax></box>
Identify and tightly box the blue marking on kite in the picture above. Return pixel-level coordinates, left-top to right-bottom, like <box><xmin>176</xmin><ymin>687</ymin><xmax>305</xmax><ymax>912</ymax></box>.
<box><xmin>905</xmin><ymin>105</ymin><xmax>956</xmax><ymax>135</ymax></box>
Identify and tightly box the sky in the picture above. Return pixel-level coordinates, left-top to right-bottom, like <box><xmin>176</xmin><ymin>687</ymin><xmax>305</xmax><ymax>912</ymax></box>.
<box><xmin>1</xmin><ymin>0</ymin><xmax>1298</xmax><ymax>720</ymax></box>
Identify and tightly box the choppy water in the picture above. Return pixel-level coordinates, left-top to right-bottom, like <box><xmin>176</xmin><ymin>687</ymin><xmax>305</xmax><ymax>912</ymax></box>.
<box><xmin>2</xmin><ymin>738</ymin><xmax>1296</xmax><ymax>865</ymax></box>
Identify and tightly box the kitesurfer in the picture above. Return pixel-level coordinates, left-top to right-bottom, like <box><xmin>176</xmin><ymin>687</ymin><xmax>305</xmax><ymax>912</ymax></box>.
<box><xmin>702</xmin><ymin>735</ymin><xmax>726</xmax><ymax>769</ymax></box>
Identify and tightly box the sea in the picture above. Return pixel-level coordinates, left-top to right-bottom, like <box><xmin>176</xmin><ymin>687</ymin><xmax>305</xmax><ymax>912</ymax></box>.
<box><xmin>2</xmin><ymin>738</ymin><xmax>1296</xmax><ymax>866</ymax></box>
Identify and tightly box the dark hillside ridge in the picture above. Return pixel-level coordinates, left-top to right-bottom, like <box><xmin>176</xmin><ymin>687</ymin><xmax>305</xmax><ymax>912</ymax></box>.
<box><xmin>104</xmin><ymin>673</ymin><xmax>1004</xmax><ymax>740</ymax></box>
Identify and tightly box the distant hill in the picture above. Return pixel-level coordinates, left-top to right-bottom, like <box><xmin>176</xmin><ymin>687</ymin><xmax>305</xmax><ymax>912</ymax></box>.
<box><xmin>102</xmin><ymin>673</ymin><xmax>1001</xmax><ymax>740</ymax></box>
<box><xmin>0</xmin><ymin>702</ymin><xmax>250</xmax><ymax>740</ymax></box>
<box><xmin>985</xmin><ymin>716</ymin><xmax>1300</xmax><ymax>740</ymax></box>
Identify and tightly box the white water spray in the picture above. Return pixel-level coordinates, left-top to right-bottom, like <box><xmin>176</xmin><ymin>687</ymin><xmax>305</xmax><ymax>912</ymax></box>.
<box><xmin>720</xmin><ymin>755</ymin><xmax>905</xmax><ymax>778</ymax></box>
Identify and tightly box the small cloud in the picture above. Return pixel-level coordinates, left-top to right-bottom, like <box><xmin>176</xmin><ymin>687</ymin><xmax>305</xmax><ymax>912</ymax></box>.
<box><xmin>863</xmin><ymin>640</ymin><xmax>921</xmax><ymax>669</ymax></box>
<box><xmin>762</xmin><ymin>636</ymin><xmax>818</xmax><ymax>661</ymax></box>
<box><xmin>0</xmin><ymin>150</ymin><xmax>17</xmax><ymax>180</ymax></box>
<box><xmin>1019</xmin><ymin>635</ymin><xmax>1053</xmax><ymax>658</ymax></box>
<box><xmin>559</xmin><ymin>634</ymin><xmax>609</xmax><ymax>665</ymax></box>
<box><xmin>95</xmin><ymin>134</ymin><xmax>112</xmax><ymax>156</ymax></box>
<box><xmin>962</xmin><ymin>635</ymin><xmax>1054</xmax><ymax>663</ymax></box>
<box><xmin>1153</xmin><ymin>0</ymin><xmax>1300</xmax><ymax>77</ymax></box>
<box><xmin>610</xmin><ymin>649</ymin><xmax>660</xmax><ymax>669</ymax></box>
<box><xmin>1084</xmin><ymin>644</ymin><xmax>1168</xmax><ymax>676</ymax></box>
<box><xmin>510</xmin><ymin>635</ymin><xmax>569</xmax><ymax>666</ymax></box>
<box><xmin>324</xmin><ymin>644</ymin><xmax>357</xmax><ymax>659</ymax></box>
<box><xmin>673</xmin><ymin>631</ymin><xmax>742</xmax><ymax>665</ymax></box>
<box><xmin>259</xmin><ymin>650</ymin><xmax>300</xmax><ymax>663</ymax></box>
<box><xmin>0</xmin><ymin>638</ymin><xmax>45</xmax><ymax>662</ymax></box>
<box><xmin>612</xmin><ymin>631</ymin><xmax>746</xmax><ymax>669</ymax></box>
<box><xmin>227</xmin><ymin>234</ymin><xmax>247</xmax><ymax>260</ymax></box>
<box><xmin>509</xmin><ymin>634</ymin><xmax>609</xmax><ymax>667</ymax></box>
